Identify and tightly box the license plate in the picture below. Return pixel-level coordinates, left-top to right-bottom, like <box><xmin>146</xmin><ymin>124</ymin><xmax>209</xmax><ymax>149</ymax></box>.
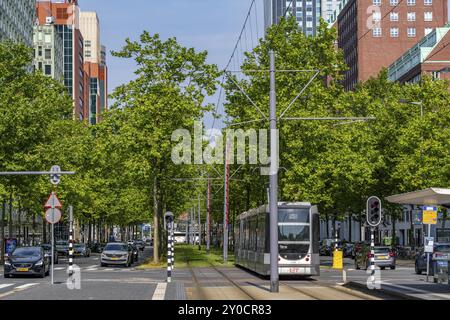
<box><xmin>288</xmin><ymin>268</ymin><xmax>300</xmax><ymax>273</ymax></box>
<box><xmin>17</xmin><ymin>268</ymin><xmax>29</xmax><ymax>272</ymax></box>
<box><xmin>378</xmin><ymin>256</ymin><xmax>388</xmax><ymax>260</ymax></box>
<box><xmin>111</xmin><ymin>257</ymin><xmax>119</xmax><ymax>261</ymax></box>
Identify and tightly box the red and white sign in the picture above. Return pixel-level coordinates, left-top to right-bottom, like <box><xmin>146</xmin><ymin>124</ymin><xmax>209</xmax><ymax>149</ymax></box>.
<box><xmin>44</xmin><ymin>192</ymin><xmax>62</xmax><ymax>209</ymax></box>
<box><xmin>45</xmin><ymin>208</ymin><xmax>62</xmax><ymax>224</ymax></box>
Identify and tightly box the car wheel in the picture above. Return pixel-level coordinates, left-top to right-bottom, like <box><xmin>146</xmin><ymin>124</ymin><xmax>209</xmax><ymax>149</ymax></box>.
<box><xmin>390</xmin><ymin>266</ymin><xmax>396</xmax><ymax>270</ymax></box>
<box><xmin>101</xmin><ymin>263</ymin><xmax>107</xmax><ymax>267</ymax></box>
<box><xmin>45</xmin><ymin>268</ymin><xmax>50</xmax><ymax>276</ymax></box>
<box><xmin>380</xmin><ymin>267</ymin><xmax>386</xmax><ymax>270</ymax></box>
<box><xmin>3</xmin><ymin>273</ymin><xmax>10</xmax><ymax>278</ymax></box>
<box><xmin>38</xmin><ymin>270</ymin><xmax>45</xmax><ymax>278</ymax></box>
<box><xmin>415</xmin><ymin>263</ymin><xmax>422</xmax><ymax>275</ymax></box>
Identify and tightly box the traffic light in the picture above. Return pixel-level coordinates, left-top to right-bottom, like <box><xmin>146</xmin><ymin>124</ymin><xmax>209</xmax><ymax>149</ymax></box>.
<box><xmin>367</xmin><ymin>196</ymin><xmax>382</xmax><ymax>227</ymax></box>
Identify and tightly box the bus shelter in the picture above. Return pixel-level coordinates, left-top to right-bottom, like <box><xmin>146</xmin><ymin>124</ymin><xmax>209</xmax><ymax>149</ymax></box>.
<box><xmin>386</xmin><ymin>188</ymin><xmax>450</xmax><ymax>209</ymax></box>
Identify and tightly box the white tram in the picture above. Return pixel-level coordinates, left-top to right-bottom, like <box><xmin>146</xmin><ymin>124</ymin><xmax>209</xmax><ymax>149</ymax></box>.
<box><xmin>234</xmin><ymin>202</ymin><xmax>320</xmax><ymax>276</ymax></box>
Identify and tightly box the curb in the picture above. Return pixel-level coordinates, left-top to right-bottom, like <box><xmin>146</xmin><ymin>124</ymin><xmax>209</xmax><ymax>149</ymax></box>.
<box><xmin>343</xmin><ymin>281</ymin><xmax>424</xmax><ymax>300</ymax></box>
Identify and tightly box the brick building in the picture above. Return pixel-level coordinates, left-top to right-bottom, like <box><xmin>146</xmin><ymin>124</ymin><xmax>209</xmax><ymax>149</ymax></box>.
<box><xmin>330</xmin><ymin>0</ymin><xmax>448</xmax><ymax>90</ymax></box>
<box><xmin>388</xmin><ymin>26</ymin><xmax>450</xmax><ymax>83</ymax></box>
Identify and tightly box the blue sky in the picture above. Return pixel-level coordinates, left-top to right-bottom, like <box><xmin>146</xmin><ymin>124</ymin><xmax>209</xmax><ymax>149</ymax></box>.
<box><xmin>78</xmin><ymin>0</ymin><xmax>264</xmax><ymax>129</ymax></box>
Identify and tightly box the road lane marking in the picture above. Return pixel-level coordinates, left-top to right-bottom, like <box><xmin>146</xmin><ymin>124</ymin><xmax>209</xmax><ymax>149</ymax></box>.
<box><xmin>0</xmin><ymin>284</ymin><xmax>15</xmax><ymax>290</ymax></box>
<box><xmin>152</xmin><ymin>283</ymin><xmax>167</xmax><ymax>300</ymax></box>
<box><xmin>55</xmin><ymin>267</ymin><xmax>65</xmax><ymax>271</ymax></box>
<box><xmin>382</xmin><ymin>282</ymin><xmax>450</xmax><ymax>299</ymax></box>
<box><xmin>14</xmin><ymin>283</ymin><xmax>39</xmax><ymax>290</ymax></box>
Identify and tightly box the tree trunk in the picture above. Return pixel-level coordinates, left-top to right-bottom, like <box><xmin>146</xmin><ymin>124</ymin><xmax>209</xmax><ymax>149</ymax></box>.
<box><xmin>0</xmin><ymin>198</ymin><xmax>5</xmax><ymax>264</ymax></box>
<box><xmin>153</xmin><ymin>177</ymin><xmax>160</xmax><ymax>263</ymax></box>
<box><xmin>32</xmin><ymin>213</ymin><xmax>36</xmax><ymax>246</ymax></box>
<box><xmin>325</xmin><ymin>213</ymin><xmax>329</xmax><ymax>238</ymax></box>
<box><xmin>392</xmin><ymin>212</ymin><xmax>396</xmax><ymax>248</ymax></box>
<box><xmin>348</xmin><ymin>214</ymin><xmax>352</xmax><ymax>242</ymax></box>
<box><xmin>8</xmin><ymin>193</ymin><xmax>13</xmax><ymax>239</ymax></box>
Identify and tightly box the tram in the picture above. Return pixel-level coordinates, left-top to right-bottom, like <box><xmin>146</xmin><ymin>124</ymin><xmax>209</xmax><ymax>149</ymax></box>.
<box><xmin>234</xmin><ymin>202</ymin><xmax>320</xmax><ymax>276</ymax></box>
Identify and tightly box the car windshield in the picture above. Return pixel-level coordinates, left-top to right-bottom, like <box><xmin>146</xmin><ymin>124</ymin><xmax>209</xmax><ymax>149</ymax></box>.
<box><xmin>104</xmin><ymin>244</ymin><xmax>127</xmax><ymax>251</ymax></box>
<box><xmin>374</xmin><ymin>247</ymin><xmax>390</xmax><ymax>254</ymax></box>
<box><xmin>41</xmin><ymin>245</ymin><xmax>51</xmax><ymax>250</ymax></box>
<box><xmin>12</xmin><ymin>247</ymin><xmax>41</xmax><ymax>257</ymax></box>
<box><xmin>435</xmin><ymin>245</ymin><xmax>450</xmax><ymax>252</ymax></box>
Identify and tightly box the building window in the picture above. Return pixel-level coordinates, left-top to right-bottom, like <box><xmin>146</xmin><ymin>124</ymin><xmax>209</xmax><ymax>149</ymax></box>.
<box><xmin>373</xmin><ymin>11</ymin><xmax>381</xmax><ymax>21</ymax></box>
<box><xmin>407</xmin><ymin>0</ymin><xmax>416</xmax><ymax>5</ymax></box>
<box><xmin>407</xmin><ymin>12</ymin><xmax>416</xmax><ymax>21</ymax></box>
<box><xmin>373</xmin><ymin>0</ymin><xmax>381</xmax><ymax>5</ymax></box>
<box><xmin>38</xmin><ymin>46</ymin><xmax>42</xmax><ymax>57</ymax></box>
<box><xmin>372</xmin><ymin>27</ymin><xmax>382</xmax><ymax>37</ymax></box>
<box><xmin>44</xmin><ymin>49</ymin><xmax>51</xmax><ymax>59</ymax></box>
<box><xmin>390</xmin><ymin>0</ymin><xmax>398</xmax><ymax>5</ymax></box>
<box><xmin>424</xmin><ymin>12</ymin><xmax>433</xmax><ymax>21</ymax></box>
<box><xmin>424</xmin><ymin>0</ymin><xmax>432</xmax><ymax>5</ymax></box>
<box><xmin>407</xmin><ymin>27</ymin><xmax>416</xmax><ymax>37</ymax></box>
<box><xmin>85</xmin><ymin>40</ymin><xmax>91</xmax><ymax>47</ymax></box>
<box><xmin>390</xmin><ymin>12</ymin><xmax>399</xmax><ymax>21</ymax></box>
<box><xmin>85</xmin><ymin>50</ymin><xmax>91</xmax><ymax>58</ymax></box>
<box><xmin>390</xmin><ymin>27</ymin><xmax>399</xmax><ymax>37</ymax></box>
<box><xmin>44</xmin><ymin>65</ymin><xmax>51</xmax><ymax>75</ymax></box>
<box><xmin>425</xmin><ymin>27</ymin><xmax>433</xmax><ymax>35</ymax></box>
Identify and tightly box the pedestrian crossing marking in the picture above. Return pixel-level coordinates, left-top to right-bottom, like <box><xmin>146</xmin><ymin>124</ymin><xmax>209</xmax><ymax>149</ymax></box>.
<box><xmin>0</xmin><ymin>284</ymin><xmax>15</xmax><ymax>290</ymax></box>
<box><xmin>152</xmin><ymin>283</ymin><xmax>167</xmax><ymax>300</ymax></box>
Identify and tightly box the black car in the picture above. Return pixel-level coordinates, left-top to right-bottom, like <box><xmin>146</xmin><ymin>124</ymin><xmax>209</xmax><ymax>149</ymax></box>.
<box><xmin>40</xmin><ymin>244</ymin><xmax>59</xmax><ymax>264</ymax></box>
<box><xmin>4</xmin><ymin>246</ymin><xmax>50</xmax><ymax>278</ymax></box>
<box><xmin>415</xmin><ymin>243</ymin><xmax>450</xmax><ymax>275</ymax></box>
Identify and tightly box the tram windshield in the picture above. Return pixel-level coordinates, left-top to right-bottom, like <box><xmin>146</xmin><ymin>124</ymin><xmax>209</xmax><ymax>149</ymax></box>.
<box><xmin>278</xmin><ymin>208</ymin><xmax>310</xmax><ymax>223</ymax></box>
<box><xmin>278</xmin><ymin>225</ymin><xmax>310</xmax><ymax>241</ymax></box>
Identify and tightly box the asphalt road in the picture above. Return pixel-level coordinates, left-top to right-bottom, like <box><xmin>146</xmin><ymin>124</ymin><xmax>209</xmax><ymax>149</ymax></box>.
<box><xmin>1</xmin><ymin>250</ymin><xmax>448</xmax><ymax>300</ymax></box>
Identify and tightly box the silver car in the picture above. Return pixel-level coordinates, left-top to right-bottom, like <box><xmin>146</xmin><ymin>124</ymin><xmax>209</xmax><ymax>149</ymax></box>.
<box><xmin>356</xmin><ymin>246</ymin><xmax>396</xmax><ymax>270</ymax></box>
<box><xmin>100</xmin><ymin>243</ymin><xmax>132</xmax><ymax>267</ymax></box>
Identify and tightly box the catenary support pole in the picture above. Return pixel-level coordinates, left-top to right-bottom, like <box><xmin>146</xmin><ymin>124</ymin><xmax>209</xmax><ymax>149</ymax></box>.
<box><xmin>206</xmin><ymin>178</ymin><xmax>211</xmax><ymax>254</ymax></box>
<box><xmin>223</xmin><ymin>140</ymin><xmax>230</xmax><ymax>263</ymax></box>
<box><xmin>426</xmin><ymin>223</ymin><xmax>431</xmax><ymax>282</ymax></box>
<box><xmin>269</xmin><ymin>50</ymin><xmax>279</xmax><ymax>293</ymax></box>
<box><xmin>198</xmin><ymin>194</ymin><xmax>201</xmax><ymax>250</ymax></box>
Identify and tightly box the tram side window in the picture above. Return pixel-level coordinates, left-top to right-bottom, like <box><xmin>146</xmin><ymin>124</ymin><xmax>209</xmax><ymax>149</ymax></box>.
<box><xmin>257</xmin><ymin>215</ymin><xmax>265</xmax><ymax>252</ymax></box>
<box><xmin>251</xmin><ymin>216</ymin><xmax>257</xmax><ymax>251</ymax></box>
<box><xmin>244</xmin><ymin>219</ymin><xmax>249</xmax><ymax>250</ymax></box>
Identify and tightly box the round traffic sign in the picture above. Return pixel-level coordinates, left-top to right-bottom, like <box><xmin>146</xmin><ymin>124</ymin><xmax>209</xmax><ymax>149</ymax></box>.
<box><xmin>45</xmin><ymin>208</ymin><xmax>62</xmax><ymax>224</ymax></box>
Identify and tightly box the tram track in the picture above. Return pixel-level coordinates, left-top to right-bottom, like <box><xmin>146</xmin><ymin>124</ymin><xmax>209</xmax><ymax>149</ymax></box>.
<box><xmin>186</xmin><ymin>259</ymin><xmax>207</xmax><ymax>300</ymax></box>
<box><xmin>280</xmin><ymin>281</ymin><xmax>379</xmax><ymax>300</ymax></box>
<box><xmin>207</xmin><ymin>263</ymin><xmax>256</xmax><ymax>300</ymax></box>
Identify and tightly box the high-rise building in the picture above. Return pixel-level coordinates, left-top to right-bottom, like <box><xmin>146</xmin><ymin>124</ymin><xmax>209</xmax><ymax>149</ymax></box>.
<box><xmin>388</xmin><ymin>26</ymin><xmax>450</xmax><ymax>83</ymax></box>
<box><xmin>36</xmin><ymin>0</ymin><xmax>86</xmax><ymax>120</ymax></box>
<box><xmin>264</xmin><ymin>0</ymin><xmax>321</xmax><ymax>36</ymax></box>
<box><xmin>0</xmin><ymin>0</ymin><xmax>36</xmax><ymax>46</ymax></box>
<box><xmin>321</xmin><ymin>0</ymin><xmax>341</xmax><ymax>23</ymax></box>
<box><xmin>330</xmin><ymin>0</ymin><xmax>448</xmax><ymax>90</ymax></box>
<box><xmin>79</xmin><ymin>11</ymin><xmax>108</xmax><ymax>125</ymax></box>
<box><xmin>33</xmin><ymin>24</ymin><xmax>64</xmax><ymax>81</ymax></box>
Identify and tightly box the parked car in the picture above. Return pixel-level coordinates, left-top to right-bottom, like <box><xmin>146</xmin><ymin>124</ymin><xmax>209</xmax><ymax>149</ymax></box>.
<box><xmin>355</xmin><ymin>245</ymin><xmax>396</xmax><ymax>270</ymax></box>
<box><xmin>133</xmin><ymin>240</ymin><xmax>145</xmax><ymax>251</ymax></box>
<box><xmin>415</xmin><ymin>243</ymin><xmax>450</xmax><ymax>275</ymax></box>
<box><xmin>73</xmin><ymin>243</ymin><xmax>91</xmax><ymax>257</ymax></box>
<box><xmin>128</xmin><ymin>243</ymin><xmax>139</xmax><ymax>263</ymax></box>
<box><xmin>100</xmin><ymin>243</ymin><xmax>133</xmax><ymax>267</ymax></box>
<box><xmin>40</xmin><ymin>244</ymin><xmax>58</xmax><ymax>264</ymax></box>
<box><xmin>55</xmin><ymin>240</ymin><xmax>69</xmax><ymax>256</ymax></box>
<box><xmin>4</xmin><ymin>246</ymin><xmax>50</xmax><ymax>278</ymax></box>
<box><xmin>343</xmin><ymin>243</ymin><xmax>354</xmax><ymax>258</ymax></box>
<box><xmin>89</xmin><ymin>242</ymin><xmax>105</xmax><ymax>253</ymax></box>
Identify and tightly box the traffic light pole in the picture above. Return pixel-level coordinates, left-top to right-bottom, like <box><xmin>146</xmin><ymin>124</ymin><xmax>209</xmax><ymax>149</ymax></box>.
<box><xmin>370</xmin><ymin>227</ymin><xmax>375</xmax><ymax>285</ymax></box>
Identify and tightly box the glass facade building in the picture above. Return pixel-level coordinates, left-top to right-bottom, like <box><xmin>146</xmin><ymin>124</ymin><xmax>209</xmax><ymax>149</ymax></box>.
<box><xmin>264</xmin><ymin>0</ymin><xmax>321</xmax><ymax>36</ymax></box>
<box><xmin>0</xmin><ymin>0</ymin><xmax>36</xmax><ymax>45</ymax></box>
<box><xmin>33</xmin><ymin>24</ymin><xmax>64</xmax><ymax>81</ymax></box>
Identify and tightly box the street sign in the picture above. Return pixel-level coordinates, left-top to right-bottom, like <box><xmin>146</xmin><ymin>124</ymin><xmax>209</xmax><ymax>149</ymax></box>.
<box><xmin>45</xmin><ymin>208</ymin><xmax>61</xmax><ymax>224</ymax></box>
<box><xmin>425</xmin><ymin>237</ymin><xmax>434</xmax><ymax>253</ymax></box>
<box><xmin>44</xmin><ymin>192</ymin><xmax>62</xmax><ymax>209</ymax></box>
<box><xmin>423</xmin><ymin>206</ymin><xmax>438</xmax><ymax>225</ymax></box>
<box><xmin>367</xmin><ymin>196</ymin><xmax>382</xmax><ymax>227</ymax></box>
<box><xmin>50</xmin><ymin>165</ymin><xmax>61</xmax><ymax>185</ymax></box>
